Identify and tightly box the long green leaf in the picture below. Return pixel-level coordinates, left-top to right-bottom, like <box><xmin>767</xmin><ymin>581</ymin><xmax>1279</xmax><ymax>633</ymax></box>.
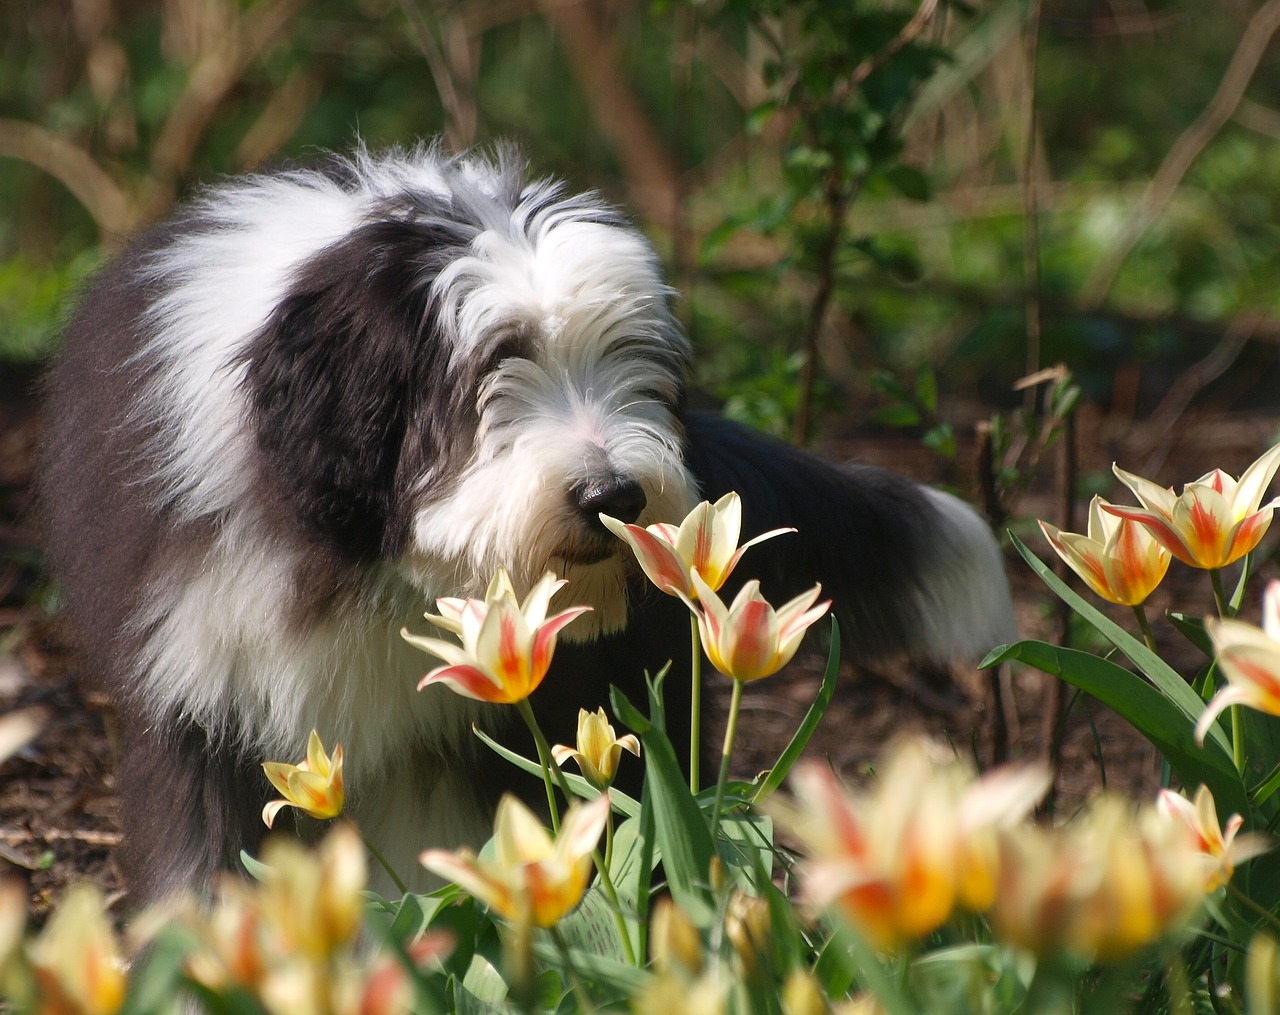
<box><xmin>986</xmin><ymin>640</ymin><xmax>1247</xmax><ymax>817</ymax></box>
<box><xmin>998</xmin><ymin>534</ymin><xmax>1232</xmax><ymax>757</ymax></box>
<box><xmin>471</xmin><ymin>726</ymin><xmax>640</xmax><ymax>818</ymax></box>
<box><xmin>753</xmin><ymin>619</ymin><xmax>841</xmax><ymax>803</ymax></box>
<box><xmin>610</xmin><ymin>685</ymin><xmax>714</xmax><ymax>918</ymax></box>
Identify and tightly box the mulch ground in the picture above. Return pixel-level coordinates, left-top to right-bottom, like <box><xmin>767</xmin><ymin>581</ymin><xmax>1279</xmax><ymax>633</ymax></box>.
<box><xmin>3</xmin><ymin>358</ymin><xmax>1277</xmax><ymax>923</ymax></box>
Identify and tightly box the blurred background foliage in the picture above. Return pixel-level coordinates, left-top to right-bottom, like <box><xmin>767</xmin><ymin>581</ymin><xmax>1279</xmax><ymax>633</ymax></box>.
<box><xmin>2</xmin><ymin>0</ymin><xmax>1279</xmax><ymax>442</ymax></box>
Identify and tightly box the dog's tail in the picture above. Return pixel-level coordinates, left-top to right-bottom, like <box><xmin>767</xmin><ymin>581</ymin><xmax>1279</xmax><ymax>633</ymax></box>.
<box><xmin>681</xmin><ymin>411</ymin><xmax>1016</xmax><ymax>665</ymax></box>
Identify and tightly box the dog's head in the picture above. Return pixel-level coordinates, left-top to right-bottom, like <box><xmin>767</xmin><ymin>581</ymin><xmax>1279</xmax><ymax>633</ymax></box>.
<box><xmin>237</xmin><ymin>146</ymin><xmax>697</xmax><ymax>636</ymax></box>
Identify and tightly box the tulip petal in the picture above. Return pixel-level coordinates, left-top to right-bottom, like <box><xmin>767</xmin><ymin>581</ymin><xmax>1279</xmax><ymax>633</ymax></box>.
<box><xmin>600</xmin><ymin>515</ymin><xmax>692</xmax><ymax>595</ymax></box>
<box><xmin>1113</xmin><ymin>464</ymin><xmax>1177</xmax><ymax>516</ymax></box>
<box><xmin>1231</xmin><ymin>442</ymin><xmax>1280</xmax><ymax>516</ymax></box>
<box><xmin>417</xmin><ymin>663</ymin><xmax>505</xmax><ymax>700</ymax></box>
<box><xmin>1101</xmin><ymin>503</ymin><xmax>1198</xmax><ymax>566</ymax></box>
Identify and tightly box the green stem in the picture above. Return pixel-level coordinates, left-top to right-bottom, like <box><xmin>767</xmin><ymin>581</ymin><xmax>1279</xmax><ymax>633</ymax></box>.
<box><xmin>711</xmin><ymin>679</ymin><xmax>745</xmax><ymax>832</ymax></box>
<box><xmin>1210</xmin><ymin>568</ymin><xmax>1231</xmax><ymax>618</ymax></box>
<box><xmin>690</xmin><ymin>611</ymin><xmax>702</xmax><ymax>795</ymax></box>
<box><xmin>1132</xmin><ymin>603</ymin><xmax>1156</xmax><ymax>653</ymax></box>
<box><xmin>516</xmin><ymin>698</ymin><xmax>562</xmax><ymax>834</ymax></box>
<box><xmin>361</xmin><ymin>833</ymin><xmax>409</xmax><ymax>896</ymax></box>
<box><xmin>1227</xmin><ymin>882</ymin><xmax>1280</xmax><ymax>932</ymax></box>
<box><xmin>1233</xmin><ymin>703</ymin><xmax>1246</xmax><ymax>776</ymax></box>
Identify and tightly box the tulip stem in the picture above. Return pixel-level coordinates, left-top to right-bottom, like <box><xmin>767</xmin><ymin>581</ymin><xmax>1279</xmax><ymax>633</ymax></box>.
<box><xmin>690</xmin><ymin>612</ymin><xmax>702</xmax><ymax>795</ymax></box>
<box><xmin>1232</xmin><ymin>703</ymin><xmax>1246</xmax><ymax>776</ymax></box>
<box><xmin>516</xmin><ymin>698</ymin><xmax>563</xmax><ymax>834</ymax></box>
<box><xmin>1131</xmin><ymin>604</ymin><xmax>1156</xmax><ymax>653</ymax></box>
<box><xmin>361</xmin><ymin>833</ymin><xmax>409</xmax><ymax>897</ymax></box>
<box><xmin>711</xmin><ymin>679</ymin><xmax>745</xmax><ymax>833</ymax></box>
<box><xmin>1210</xmin><ymin>568</ymin><xmax>1231</xmax><ymax>619</ymax></box>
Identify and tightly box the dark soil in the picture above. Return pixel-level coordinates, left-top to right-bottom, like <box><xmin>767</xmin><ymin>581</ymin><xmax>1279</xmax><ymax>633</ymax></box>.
<box><xmin>3</xmin><ymin>358</ymin><xmax>1277</xmax><ymax>922</ymax></box>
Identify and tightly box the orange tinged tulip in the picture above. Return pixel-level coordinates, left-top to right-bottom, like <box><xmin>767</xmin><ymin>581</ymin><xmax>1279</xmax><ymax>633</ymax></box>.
<box><xmin>1198</xmin><ymin>581</ymin><xmax>1280</xmax><ymax>743</ymax></box>
<box><xmin>420</xmin><ymin>794</ymin><xmax>608</xmax><ymax>928</ymax></box>
<box><xmin>600</xmin><ymin>491</ymin><xmax>793</xmax><ymax>600</ymax></box>
<box><xmin>1039</xmin><ymin>496</ymin><xmax>1171</xmax><ymax>605</ymax></box>
<box><xmin>685</xmin><ymin>572</ymin><xmax>830</xmax><ymax>683</ymax></box>
<box><xmin>778</xmin><ymin>742</ymin><xmax>1047</xmax><ymax>952</ymax></box>
<box><xmin>1105</xmin><ymin>443</ymin><xmax>1280</xmax><ymax>570</ymax></box>
<box><xmin>404</xmin><ymin>568</ymin><xmax>591</xmax><ymax>704</ymax></box>
<box><xmin>551</xmin><ymin>707</ymin><xmax>640</xmax><ymax>791</ymax></box>
<box><xmin>28</xmin><ymin>885</ymin><xmax>125</xmax><ymax>1015</ymax></box>
<box><xmin>262</xmin><ymin>729</ymin><xmax>345</xmax><ymax>828</ymax></box>
<box><xmin>1157</xmin><ymin>785</ymin><xmax>1270</xmax><ymax>891</ymax></box>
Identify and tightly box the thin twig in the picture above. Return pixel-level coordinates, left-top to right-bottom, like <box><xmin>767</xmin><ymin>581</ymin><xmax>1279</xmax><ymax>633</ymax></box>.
<box><xmin>1081</xmin><ymin>0</ymin><xmax>1280</xmax><ymax>308</ymax></box>
<box><xmin>0</xmin><ymin>119</ymin><xmax>135</xmax><ymax>239</ymax></box>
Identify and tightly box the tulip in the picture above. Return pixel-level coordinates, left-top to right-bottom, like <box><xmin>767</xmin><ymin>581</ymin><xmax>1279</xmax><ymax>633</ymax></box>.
<box><xmin>258</xmin><ymin>823</ymin><xmax>367</xmax><ymax>959</ymax></box>
<box><xmin>420</xmin><ymin>794</ymin><xmax>608</xmax><ymax>928</ymax></box>
<box><xmin>599</xmin><ymin>491</ymin><xmax>793</xmax><ymax>600</ymax></box>
<box><xmin>990</xmin><ymin>795</ymin><xmax>1207</xmax><ymax>963</ymax></box>
<box><xmin>777</xmin><ymin>743</ymin><xmax>1047</xmax><ymax>952</ymax></box>
<box><xmin>686</xmin><ymin>573</ymin><xmax>830</xmax><ymax>684</ymax></box>
<box><xmin>28</xmin><ymin>884</ymin><xmax>126</xmax><ymax>1015</ymax></box>
<box><xmin>1157</xmin><ymin>785</ymin><xmax>1270</xmax><ymax>891</ymax></box>
<box><xmin>1105</xmin><ymin>443</ymin><xmax>1280</xmax><ymax>571</ymax></box>
<box><xmin>405</xmin><ymin>569</ymin><xmax>591</xmax><ymax>704</ymax></box>
<box><xmin>551</xmin><ymin>707</ymin><xmax>640</xmax><ymax>791</ymax></box>
<box><xmin>1197</xmin><ymin>581</ymin><xmax>1280</xmax><ymax>744</ymax></box>
<box><xmin>1039</xmin><ymin>496</ymin><xmax>1170</xmax><ymax>606</ymax></box>
<box><xmin>261</xmin><ymin>729</ymin><xmax>345</xmax><ymax>828</ymax></box>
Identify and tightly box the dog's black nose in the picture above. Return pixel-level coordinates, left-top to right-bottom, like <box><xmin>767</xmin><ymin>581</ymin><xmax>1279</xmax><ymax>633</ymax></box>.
<box><xmin>575</xmin><ymin>476</ymin><xmax>647</xmax><ymax>525</ymax></box>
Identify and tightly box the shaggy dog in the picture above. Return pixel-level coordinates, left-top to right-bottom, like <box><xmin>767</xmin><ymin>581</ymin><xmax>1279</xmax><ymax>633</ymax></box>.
<box><xmin>40</xmin><ymin>143</ymin><xmax>1015</xmax><ymax>904</ymax></box>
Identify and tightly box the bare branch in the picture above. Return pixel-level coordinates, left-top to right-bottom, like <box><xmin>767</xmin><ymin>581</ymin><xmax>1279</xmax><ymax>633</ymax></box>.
<box><xmin>0</xmin><ymin>119</ymin><xmax>135</xmax><ymax>241</ymax></box>
<box><xmin>1080</xmin><ymin>0</ymin><xmax>1280</xmax><ymax>308</ymax></box>
<box><xmin>534</xmin><ymin>0</ymin><xmax>682</xmax><ymax>230</ymax></box>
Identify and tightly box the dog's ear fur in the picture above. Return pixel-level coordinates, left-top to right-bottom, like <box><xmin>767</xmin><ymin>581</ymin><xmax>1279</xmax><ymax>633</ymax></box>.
<box><xmin>239</xmin><ymin>215</ymin><xmax>480</xmax><ymax>561</ymax></box>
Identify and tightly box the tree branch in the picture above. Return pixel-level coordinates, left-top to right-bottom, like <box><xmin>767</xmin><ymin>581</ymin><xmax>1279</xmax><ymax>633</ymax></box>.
<box><xmin>0</xmin><ymin>119</ymin><xmax>135</xmax><ymax>241</ymax></box>
<box><xmin>1080</xmin><ymin>0</ymin><xmax>1280</xmax><ymax>308</ymax></box>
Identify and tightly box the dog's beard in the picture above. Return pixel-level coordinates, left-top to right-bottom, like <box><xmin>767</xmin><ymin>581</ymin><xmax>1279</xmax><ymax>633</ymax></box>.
<box><xmin>403</xmin><ymin>445</ymin><xmax>695</xmax><ymax>640</ymax></box>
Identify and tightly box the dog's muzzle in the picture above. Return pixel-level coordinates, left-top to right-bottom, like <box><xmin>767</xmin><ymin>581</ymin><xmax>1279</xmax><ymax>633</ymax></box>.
<box><xmin>562</xmin><ymin>474</ymin><xmax>647</xmax><ymax>564</ymax></box>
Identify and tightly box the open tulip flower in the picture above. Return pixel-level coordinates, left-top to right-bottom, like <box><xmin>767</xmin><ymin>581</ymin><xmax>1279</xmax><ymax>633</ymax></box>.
<box><xmin>778</xmin><ymin>743</ymin><xmax>1047</xmax><ymax>952</ymax></box>
<box><xmin>1197</xmin><ymin>580</ymin><xmax>1280</xmax><ymax>744</ymax></box>
<box><xmin>599</xmin><ymin>491</ymin><xmax>793</xmax><ymax>600</ymax></box>
<box><xmin>685</xmin><ymin>572</ymin><xmax>830</xmax><ymax>682</ymax></box>
<box><xmin>27</xmin><ymin>884</ymin><xmax>126</xmax><ymax>1015</ymax></box>
<box><xmin>1157</xmin><ymin>785</ymin><xmax>1270</xmax><ymax>891</ymax></box>
<box><xmin>1039</xmin><ymin>496</ymin><xmax>1171</xmax><ymax>606</ymax></box>
<box><xmin>262</xmin><ymin>729</ymin><xmax>345</xmax><ymax>828</ymax></box>
<box><xmin>405</xmin><ymin>568</ymin><xmax>591</xmax><ymax>704</ymax></box>
<box><xmin>1104</xmin><ymin>442</ymin><xmax>1280</xmax><ymax>571</ymax></box>
<box><xmin>552</xmin><ymin>707</ymin><xmax>640</xmax><ymax>790</ymax></box>
<box><xmin>420</xmin><ymin>794</ymin><xmax>609</xmax><ymax>928</ymax></box>
<box><xmin>990</xmin><ymin>795</ymin><xmax>1215</xmax><ymax>963</ymax></box>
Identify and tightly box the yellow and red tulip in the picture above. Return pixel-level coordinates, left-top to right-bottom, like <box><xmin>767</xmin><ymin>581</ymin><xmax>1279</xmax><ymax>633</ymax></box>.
<box><xmin>551</xmin><ymin>707</ymin><xmax>640</xmax><ymax>791</ymax></box>
<box><xmin>1104</xmin><ymin>443</ymin><xmax>1280</xmax><ymax>570</ymax></box>
<box><xmin>404</xmin><ymin>568</ymin><xmax>591</xmax><ymax>705</ymax></box>
<box><xmin>420</xmin><ymin>794</ymin><xmax>608</xmax><ymax>928</ymax></box>
<box><xmin>1157</xmin><ymin>784</ymin><xmax>1270</xmax><ymax>891</ymax></box>
<box><xmin>1038</xmin><ymin>495</ymin><xmax>1171</xmax><ymax>606</ymax></box>
<box><xmin>1196</xmin><ymin>580</ymin><xmax>1280</xmax><ymax>744</ymax></box>
<box><xmin>685</xmin><ymin>572</ymin><xmax>830</xmax><ymax>683</ymax></box>
<box><xmin>600</xmin><ymin>491</ymin><xmax>793</xmax><ymax>600</ymax></box>
<box><xmin>262</xmin><ymin>729</ymin><xmax>345</xmax><ymax>828</ymax></box>
<box><xmin>778</xmin><ymin>742</ymin><xmax>1048</xmax><ymax>953</ymax></box>
<box><xmin>27</xmin><ymin>884</ymin><xmax>126</xmax><ymax>1015</ymax></box>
